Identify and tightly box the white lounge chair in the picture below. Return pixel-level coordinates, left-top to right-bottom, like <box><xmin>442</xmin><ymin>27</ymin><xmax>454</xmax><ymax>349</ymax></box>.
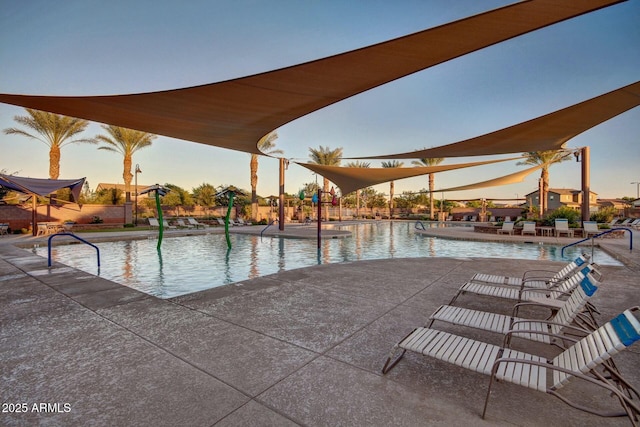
<box><xmin>176</xmin><ymin>219</ymin><xmax>194</xmax><ymax>229</ymax></box>
<box><xmin>216</xmin><ymin>218</ymin><xmax>228</xmax><ymax>226</ymax></box>
<box><xmin>467</xmin><ymin>254</ymin><xmax>590</xmax><ymax>288</ymax></box>
<box><xmin>0</xmin><ymin>223</ymin><xmax>8</xmax><ymax>235</ymax></box>
<box><xmin>521</xmin><ymin>221</ymin><xmax>537</xmax><ymax>236</ymax></box>
<box><xmin>382</xmin><ymin>308</ymin><xmax>640</xmax><ymax>424</ymax></box>
<box><xmin>236</xmin><ymin>218</ymin><xmax>252</xmax><ymax>226</ymax></box>
<box><xmin>616</xmin><ymin>218</ymin><xmax>632</xmax><ymax>226</ymax></box>
<box><xmin>628</xmin><ymin>219</ymin><xmax>640</xmax><ymax>229</ymax></box>
<box><xmin>496</xmin><ymin>221</ymin><xmax>514</xmax><ymax>235</ymax></box>
<box><xmin>187</xmin><ymin>217</ymin><xmax>208</xmax><ymax>228</ymax></box>
<box><xmin>162</xmin><ymin>220</ymin><xmax>177</xmax><ymax>229</ymax></box>
<box><xmin>450</xmin><ymin>266</ymin><xmax>599</xmax><ymax>313</ymax></box>
<box><xmin>583</xmin><ymin>221</ymin><xmax>600</xmax><ymax>237</ymax></box>
<box><xmin>554</xmin><ymin>218</ymin><xmax>574</xmax><ymax>237</ymax></box>
<box><xmin>148</xmin><ymin>218</ymin><xmax>160</xmax><ymax>229</ymax></box>
<box><xmin>432</xmin><ymin>273</ymin><xmax>599</xmax><ymax>343</ymax></box>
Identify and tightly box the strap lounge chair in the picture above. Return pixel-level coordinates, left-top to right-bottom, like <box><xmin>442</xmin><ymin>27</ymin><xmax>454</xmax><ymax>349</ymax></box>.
<box><xmin>496</xmin><ymin>221</ymin><xmax>514</xmax><ymax>235</ymax></box>
<box><xmin>382</xmin><ymin>308</ymin><xmax>640</xmax><ymax>424</ymax></box>
<box><xmin>431</xmin><ymin>274</ymin><xmax>599</xmax><ymax>344</ymax></box>
<box><xmin>449</xmin><ymin>265</ymin><xmax>600</xmax><ymax>307</ymax></box>
<box><xmin>176</xmin><ymin>219</ymin><xmax>194</xmax><ymax>229</ymax></box>
<box><xmin>521</xmin><ymin>221</ymin><xmax>537</xmax><ymax>236</ymax></box>
<box><xmin>555</xmin><ymin>219</ymin><xmax>574</xmax><ymax>237</ymax></box>
<box><xmin>583</xmin><ymin>221</ymin><xmax>600</xmax><ymax>237</ymax></box>
<box><xmin>467</xmin><ymin>254</ymin><xmax>590</xmax><ymax>288</ymax></box>
<box><xmin>187</xmin><ymin>217</ymin><xmax>208</xmax><ymax>228</ymax></box>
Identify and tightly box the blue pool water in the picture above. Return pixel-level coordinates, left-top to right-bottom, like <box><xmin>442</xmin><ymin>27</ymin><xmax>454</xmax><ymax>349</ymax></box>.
<box><xmin>36</xmin><ymin>222</ymin><xmax>621</xmax><ymax>299</ymax></box>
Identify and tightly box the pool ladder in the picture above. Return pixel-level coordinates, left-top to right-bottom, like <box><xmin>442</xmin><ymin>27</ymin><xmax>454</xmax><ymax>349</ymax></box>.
<box><xmin>48</xmin><ymin>232</ymin><xmax>100</xmax><ymax>268</ymax></box>
<box><xmin>561</xmin><ymin>228</ymin><xmax>632</xmax><ymax>259</ymax></box>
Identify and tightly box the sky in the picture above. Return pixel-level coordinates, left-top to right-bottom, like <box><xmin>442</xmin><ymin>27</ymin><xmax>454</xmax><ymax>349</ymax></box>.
<box><xmin>1</xmin><ymin>0</ymin><xmax>639</xmax><ymax>202</ymax></box>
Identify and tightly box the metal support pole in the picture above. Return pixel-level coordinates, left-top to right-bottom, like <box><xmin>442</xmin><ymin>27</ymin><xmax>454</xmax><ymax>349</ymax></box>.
<box><xmin>317</xmin><ymin>188</ymin><xmax>322</xmax><ymax>249</ymax></box>
<box><xmin>279</xmin><ymin>157</ymin><xmax>285</xmax><ymax>231</ymax></box>
<box><xmin>581</xmin><ymin>146</ymin><xmax>590</xmax><ymax>222</ymax></box>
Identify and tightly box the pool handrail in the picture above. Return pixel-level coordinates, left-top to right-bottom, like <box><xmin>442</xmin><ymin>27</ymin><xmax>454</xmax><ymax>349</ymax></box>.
<box><xmin>260</xmin><ymin>219</ymin><xmax>278</xmax><ymax>239</ymax></box>
<box><xmin>561</xmin><ymin>227</ymin><xmax>632</xmax><ymax>258</ymax></box>
<box><xmin>48</xmin><ymin>232</ymin><xmax>100</xmax><ymax>268</ymax></box>
<box><xmin>415</xmin><ymin>221</ymin><xmax>426</xmax><ymax>230</ymax></box>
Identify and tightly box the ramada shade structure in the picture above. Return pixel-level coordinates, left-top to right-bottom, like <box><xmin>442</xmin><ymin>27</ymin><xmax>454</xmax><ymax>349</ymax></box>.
<box><xmin>0</xmin><ymin>174</ymin><xmax>85</xmax><ymax>236</ymax></box>
<box><xmin>298</xmin><ymin>157</ymin><xmax>524</xmax><ymax>196</ymax></box>
<box><xmin>0</xmin><ymin>0</ymin><xmax>624</xmax><ymax>157</ymax></box>
<box><xmin>360</xmin><ymin>80</ymin><xmax>640</xmax><ymax>159</ymax></box>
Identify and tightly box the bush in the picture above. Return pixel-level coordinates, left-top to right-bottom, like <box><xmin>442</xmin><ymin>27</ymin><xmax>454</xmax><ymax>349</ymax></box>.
<box><xmin>123</xmin><ymin>223</ymin><xmax>135</xmax><ymax>228</ymax></box>
<box><xmin>590</xmin><ymin>206</ymin><xmax>617</xmax><ymax>223</ymax></box>
<box><xmin>544</xmin><ymin>206</ymin><xmax>581</xmax><ymax>227</ymax></box>
<box><xmin>90</xmin><ymin>216</ymin><xmax>104</xmax><ymax>224</ymax></box>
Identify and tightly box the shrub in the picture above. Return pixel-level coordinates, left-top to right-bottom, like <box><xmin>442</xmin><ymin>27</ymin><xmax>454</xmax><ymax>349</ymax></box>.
<box><xmin>544</xmin><ymin>206</ymin><xmax>581</xmax><ymax>227</ymax></box>
<box><xmin>590</xmin><ymin>206</ymin><xmax>617</xmax><ymax>223</ymax></box>
<box><xmin>90</xmin><ymin>216</ymin><xmax>104</xmax><ymax>224</ymax></box>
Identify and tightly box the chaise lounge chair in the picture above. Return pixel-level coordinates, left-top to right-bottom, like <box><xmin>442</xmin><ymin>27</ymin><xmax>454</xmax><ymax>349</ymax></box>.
<box><xmin>176</xmin><ymin>219</ymin><xmax>194</xmax><ymax>229</ymax></box>
<box><xmin>382</xmin><ymin>307</ymin><xmax>640</xmax><ymax>424</ymax></box>
<box><xmin>449</xmin><ymin>264</ymin><xmax>600</xmax><ymax>307</ymax></box>
<box><xmin>148</xmin><ymin>218</ymin><xmax>160</xmax><ymax>229</ymax></box>
<box><xmin>521</xmin><ymin>221</ymin><xmax>537</xmax><ymax>236</ymax></box>
<box><xmin>496</xmin><ymin>221</ymin><xmax>514</xmax><ymax>235</ymax></box>
<box><xmin>583</xmin><ymin>221</ymin><xmax>600</xmax><ymax>237</ymax></box>
<box><xmin>555</xmin><ymin>218</ymin><xmax>574</xmax><ymax>237</ymax></box>
<box><xmin>467</xmin><ymin>254</ymin><xmax>590</xmax><ymax>289</ymax></box>
<box><xmin>430</xmin><ymin>273</ymin><xmax>599</xmax><ymax>344</ymax></box>
<box><xmin>187</xmin><ymin>217</ymin><xmax>208</xmax><ymax>228</ymax></box>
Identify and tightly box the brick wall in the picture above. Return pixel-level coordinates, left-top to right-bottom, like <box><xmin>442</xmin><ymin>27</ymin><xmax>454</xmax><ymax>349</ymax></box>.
<box><xmin>0</xmin><ymin>204</ymin><xmax>130</xmax><ymax>232</ymax></box>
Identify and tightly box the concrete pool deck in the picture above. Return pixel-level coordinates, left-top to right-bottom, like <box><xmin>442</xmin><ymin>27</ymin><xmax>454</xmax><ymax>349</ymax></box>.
<box><xmin>1</xmin><ymin>222</ymin><xmax>639</xmax><ymax>426</ymax></box>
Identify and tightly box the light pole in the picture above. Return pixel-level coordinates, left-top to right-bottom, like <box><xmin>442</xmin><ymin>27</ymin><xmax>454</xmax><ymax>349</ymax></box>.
<box><xmin>632</xmin><ymin>182</ymin><xmax>640</xmax><ymax>199</ymax></box>
<box><xmin>134</xmin><ymin>164</ymin><xmax>142</xmax><ymax>226</ymax></box>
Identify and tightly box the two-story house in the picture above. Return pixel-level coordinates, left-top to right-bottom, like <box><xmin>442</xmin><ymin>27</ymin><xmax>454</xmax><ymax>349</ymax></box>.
<box><xmin>524</xmin><ymin>188</ymin><xmax>598</xmax><ymax>212</ymax></box>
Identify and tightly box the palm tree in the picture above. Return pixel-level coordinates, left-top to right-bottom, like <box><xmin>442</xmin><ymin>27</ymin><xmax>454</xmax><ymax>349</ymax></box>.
<box><xmin>345</xmin><ymin>161</ymin><xmax>370</xmax><ymax>218</ymax></box>
<box><xmin>93</xmin><ymin>125</ymin><xmax>156</xmax><ymax>202</ymax></box>
<box><xmin>412</xmin><ymin>156</ymin><xmax>444</xmax><ymax>219</ymax></box>
<box><xmin>4</xmin><ymin>108</ymin><xmax>93</xmax><ymax>179</ymax></box>
<box><xmin>250</xmin><ymin>131</ymin><xmax>283</xmax><ymax>220</ymax></box>
<box><xmin>381</xmin><ymin>160</ymin><xmax>404</xmax><ymax>218</ymax></box>
<box><xmin>309</xmin><ymin>145</ymin><xmax>343</xmax><ymax>220</ymax></box>
<box><xmin>517</xmin><ymin>150</ymin><xmax>570</xmax><ymax>216</ymax></box>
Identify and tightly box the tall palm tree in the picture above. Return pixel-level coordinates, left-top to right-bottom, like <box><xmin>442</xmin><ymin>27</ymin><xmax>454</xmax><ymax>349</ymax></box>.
<box><xmin>93</xmin><ymin>125</ymin><xmax>156</xmax><ymax>202</ymax></box>
<box><xmin>412</xmin><ymin>156</ymin><xmax>444</xmax><ymax>219</ymax></box>
<box><xmin>381</xmin><ymin>160</ymin><xmax>404</xmax><ymax>218</ymax></box>
<box><xmin>4</xmin><ymin>108</ymin><xmax>93</xmax><ymax>179</ymax></box>
<box><xmin>517</xmin><ymin>150</ymin><xmax>570</xmax><ymax>216</ymax></box>
<box><xmin>309</xmin><ymin>145</ymin><xmax>343</xmax><ymax>220</ymax></box>
<box><xmin>345</xmin><ymin>161</ymin><xmax>370</xmax><ymax>218</ymax></box>
<box><xmin>250</xmin><ymin>131</ymin><xmax>283</xmax><ymax>220</ymax></box>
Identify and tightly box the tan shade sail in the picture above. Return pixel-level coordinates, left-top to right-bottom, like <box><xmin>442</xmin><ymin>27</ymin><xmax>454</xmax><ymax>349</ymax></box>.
<box><xmin>296</xmin><ymin>157</ymin><xmax>522</xmax><ymax>195</ymax></box>
<box><xmin>363</xmin><ymin>80</ymin><xmax>640</xmax><ymax>159</ymax></box>
<box><xmin>0</xmin><ymin>0</ymin><xmax>623</xmax><ymax>156</ymax></box>
<box><xmin>433</xmin><ymin>164</ymin><xmax>544</xmax><ymax>193</ymax></box>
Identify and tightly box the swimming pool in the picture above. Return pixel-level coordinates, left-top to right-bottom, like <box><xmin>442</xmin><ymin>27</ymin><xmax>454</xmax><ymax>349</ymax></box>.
<box><xmin>36</xmin><ymin>222</ymin><xmax>621</xmax><ymax>299</ymax></box>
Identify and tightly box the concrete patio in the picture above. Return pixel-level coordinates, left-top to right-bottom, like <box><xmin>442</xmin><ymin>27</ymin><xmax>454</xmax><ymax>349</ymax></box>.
<box><xmin>1</xmin><ymin>224</ymin><xmax>639</xmax><ymax>426</ymax></box>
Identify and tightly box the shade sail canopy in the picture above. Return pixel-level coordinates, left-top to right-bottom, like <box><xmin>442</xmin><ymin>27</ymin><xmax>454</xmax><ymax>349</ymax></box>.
<box><xmin>362</xmin><ymin>80</ymin><xmax>640</xmax><ymax>159</ymax></box>
<box><xmin>296</xmin><ymin>157</ymin><xmax>522</xmax><ymax>195</ymax></box>
<box><xmin>0</xmin><ymin>174</ymin><xmax>85</xmax><ymax>201</ymax></box>
<box><xmin>0</xmin><ymin>0</ymin><xmax>623</xmax><ymax>156</ymax></box>
<box><xmin>433</xmin><ymin>164</ymin><xmax>544</xmax><ymax>193</ymax></box>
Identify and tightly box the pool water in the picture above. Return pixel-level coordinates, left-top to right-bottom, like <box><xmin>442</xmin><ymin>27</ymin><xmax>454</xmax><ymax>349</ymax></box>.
<box><xmin>36</xmin><ymin>222</ymin><xmax>622</xmax><ymax>299</ymax></box>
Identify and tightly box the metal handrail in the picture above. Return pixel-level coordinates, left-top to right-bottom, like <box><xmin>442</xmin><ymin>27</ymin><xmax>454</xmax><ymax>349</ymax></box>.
<box><xmin>561</xmin><ymin>227</ymin><xmax>632</xmax><ymax>258</ymax></box>
<box><xmin>260</xmin><ymin>219</ymin><xmax>278</xmax><ymax>239</ymax></box>
<box><xmin>48</xmin><ymin>232</ymin><xmax>100</xmax><ymax>268</ymax></box>
<box><xmin>415</xmin><ymin>221</ymin><xmax>426</xmax><ymax>230</ymax></box>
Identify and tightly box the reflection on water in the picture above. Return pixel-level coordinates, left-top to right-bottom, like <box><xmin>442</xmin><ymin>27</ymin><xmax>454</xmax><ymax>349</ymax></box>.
<box><xmin>35</xmin><ymin>222</ymin><xmax>622</xmax><ymax>299</ymax></box>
